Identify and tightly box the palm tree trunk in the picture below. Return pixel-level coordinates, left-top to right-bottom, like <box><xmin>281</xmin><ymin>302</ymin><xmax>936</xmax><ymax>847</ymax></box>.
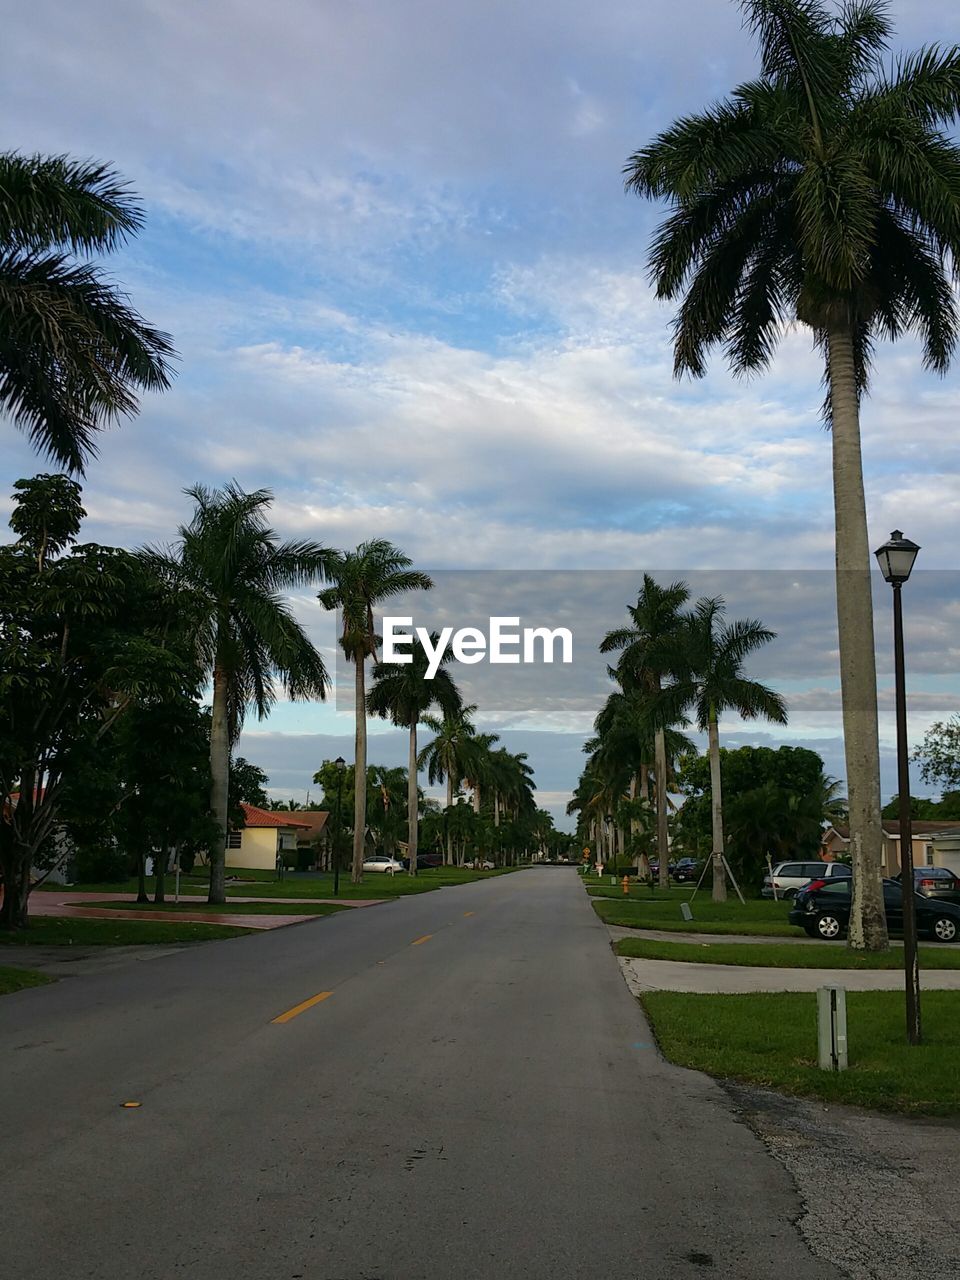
<box><xmin>708</xmin><ymin>707</ymin><xmax>726</xmax><ymax>903</ymax></box>
<box><xmin>654</xmin><ymin>728</ymin><xmax>670</xmax><ymax>889</ymax></box>
<box><xmin>352</xmin><ymin>656</ymin><xmax>367</xmax><ymax>884</ymax></box>
<box><xmin>445</xmin><ymin>773</ymin><xmax>454</xmax><ymax>865</ymax></box>
<box><xmin>207</xmin><ymin>662</ymin><xmax>230</xmax><ymax>905</ymax></box>
<box><xmin>494</xmin><ymin>792</ymin><xmax>500</xmax><ymax>827</ymax></box>
<box><xmin>407</xmin><ymin>720</ymin><xmax>418</xmax><ymax>876</ymax></box>
<box><xmin>472</xmin><ymin>782</ymin><xmax>481</xmax><ymax>815</ymax></box>
<box><xmin>827</xmin><ymin>325</ymin><xmax>887</xmax><ymax>951</ymax></box>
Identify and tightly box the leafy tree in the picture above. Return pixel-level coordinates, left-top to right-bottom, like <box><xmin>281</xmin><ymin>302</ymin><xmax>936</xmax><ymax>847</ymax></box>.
<box><xmin>676</xmin><ymin>745</ymin><xmax>836</xmax><ymax>892</ymax></box>
<box><xmin>368</xmin><ymin>632</ymin><xmax>462</xmax><ymax>874</ymax></box>
<box><xmin>0</xmin><ymin>476</ymin><xmax>193</xmax><ymax>927</ymax></box>
<box><xmin>0</xmin><ymin>152</ymin><xmax>175</xmax><ymax>472</ymax></box>
<box><xmin>228</xmin><ymin>757</ymin><xmax>270</xmax><ymax>823</ymax></box>
<box><xmin>622</xmin><ymin>0</ymin><xmax>960</xmax><ymax>945</ymax></box>
<box><xmin>319</xmin><ymin>542</ymin><xmax>432</xmax><ymax>883</ymax></box>
<box><xmin>914</xmin><ymin>715</ymin><xmax>960</xmax><ymax>793</ymax></box>
<box><xmin>146</xmin><ymin>484</ymin><xmax>331</xmax><ymax>903</ymax></box>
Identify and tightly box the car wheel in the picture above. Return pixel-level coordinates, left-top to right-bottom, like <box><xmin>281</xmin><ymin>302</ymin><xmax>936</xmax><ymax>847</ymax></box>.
<box><xmin>931</xmin><ymin>916</ymin><xmax>958</xmax><ymax>943</ymax></box>
<box><xmin>784</xmin><ymin>888</ymin><xmax>797</xmax><ymax>900</ymax></box>
<box><xmin>816</xmin><ymin>914</ymin><xmax>842</xmax><ymax>940</ymax></box>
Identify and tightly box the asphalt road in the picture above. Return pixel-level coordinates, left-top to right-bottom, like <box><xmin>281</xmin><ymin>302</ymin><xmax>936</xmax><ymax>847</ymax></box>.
<box><xmin>1</xmin><ymin>868</ymin><xmax>839</xmax><ymax>1280</ymax></box>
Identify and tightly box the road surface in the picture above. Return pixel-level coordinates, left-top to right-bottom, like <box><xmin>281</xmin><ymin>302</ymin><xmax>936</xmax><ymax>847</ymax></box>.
<box><xmin>1</xmin><ymin>868</ymin><xmax>838</xmax><ymax>1279</ymax></box>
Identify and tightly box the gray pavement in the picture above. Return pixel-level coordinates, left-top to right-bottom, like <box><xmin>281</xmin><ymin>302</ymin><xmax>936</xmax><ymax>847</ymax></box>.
<box><xmin>1</xmin><ymin>868</ymin><xmax>841</xmax><ymax>1280</ymax></box>
<box><xmin>618</xmin><ymin>955</ymin><xmax>960</xmax><ymax>993</ymax></box>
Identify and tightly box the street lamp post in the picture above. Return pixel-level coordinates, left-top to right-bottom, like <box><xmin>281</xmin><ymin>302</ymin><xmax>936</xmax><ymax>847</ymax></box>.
<box><xmin>333</xmin><ymin>756</ymin><xmax>346</xmax><ymax>899</ymax></box>
<box><xmin>874</xmin><ymin>530</ymin><xmax>922</xmax><ymax>1045</ymax></box>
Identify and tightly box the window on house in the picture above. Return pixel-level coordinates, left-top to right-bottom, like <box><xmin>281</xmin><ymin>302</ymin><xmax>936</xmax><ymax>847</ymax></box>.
<box><xmin>226</xmin><ymin>832</ymin><xmax>242</xmax><ymax>849</ymax></box>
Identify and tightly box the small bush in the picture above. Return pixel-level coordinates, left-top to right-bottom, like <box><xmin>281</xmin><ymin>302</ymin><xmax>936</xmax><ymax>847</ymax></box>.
<box><xmin>75</xmin><ymin>845</ymin><xmax>130</xmax><ymax>883</ymax></box>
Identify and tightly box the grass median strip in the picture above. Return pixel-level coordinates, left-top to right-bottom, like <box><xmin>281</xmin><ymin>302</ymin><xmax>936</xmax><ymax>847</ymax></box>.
<box><xmin>0</xmin><ymin>918</ymin><xmax>254</xmax><ymax>946</ymax></box>
<box><xmin>593</xmin><ymin>897</ymin><xmax>801</xmax><ymax>937</ymax></box>
<box><xmin>0</xmin><ymin>964</ymin><xmax>56</xmax><ymax>995</ymax></box>
<box><xmin>616</xmin><ymin>937</ymin><xmax>960</xmax><ymax>969</ymax></box>
<box><xmin>641</xmin><ymin>989</ymin><xmax>960</xmax><ymax>1115</ymax></box>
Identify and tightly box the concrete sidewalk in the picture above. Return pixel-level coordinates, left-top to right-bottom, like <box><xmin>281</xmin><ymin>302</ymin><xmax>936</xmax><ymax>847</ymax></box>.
<box><xmin>618</xmin><ymin>955</ymin><xmax>960</xmax><ymax>994</ymax></box>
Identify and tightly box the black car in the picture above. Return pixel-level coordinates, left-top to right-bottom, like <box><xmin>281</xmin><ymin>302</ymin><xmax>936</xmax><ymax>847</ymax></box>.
<box><xmin>892</xmin><ymin>866</ymin><xmax>960</xmax><ymax>905</ymax></box>
<box><xmin>672</xmin><ymin>858</ymin><xmax>701</xmax><ymax>883</ymax></box>
<box><xmin>400</xmin><ymin>852</ymin><xmax>444</xmax><ymax>870</ymax></box>
<box><xmin>789</xmin><ymin>877</ymin><xmax>960</xmax><ymax>942</ymax></box>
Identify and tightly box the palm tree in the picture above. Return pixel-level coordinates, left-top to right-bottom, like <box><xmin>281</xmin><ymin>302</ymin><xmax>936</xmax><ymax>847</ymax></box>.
<box><xmin>461</xmin><ymin>731</ymin><xmax>501</xmax><ymax>817</ymax></box>
<box><xmin>674</xmin><ymin>597</ymin><xmax>788</xmax><ymax>902</ymax></box>
<box><xmin>418</xmin><ymin>704</ymin><xmax>478</xmax><ymax>863</ymax></box>
<box><xmin>368</xmin><ymin>634</ymin><xmax>462</xmax><ymax>874</ymax></box>
<box><xmin>1</xmin><ymin>152</ymin><xmax>175</xmax><ymax>472</ymax></box>
<box><xmin>601</xmin><ymin>575</ymin><xmax>690</xmax><ymax>887</ymax></box>
<box><xmin>319</xmin><ymin>542</ymin><xmax>433</xmax><ymax>883</ymax></box>
<box><xmin>623</xmin><ymin>0</ymin><xmax>960</xmax><ymax>945</ymax></box>
<box><xmin>145</xmin><ymin>483</ymin><xmax>331</xmax><ymax>903</ymax></box>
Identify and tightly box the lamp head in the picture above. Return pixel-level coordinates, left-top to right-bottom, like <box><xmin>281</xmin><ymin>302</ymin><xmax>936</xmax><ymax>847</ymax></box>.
<box><xmin>874</xmin><ymin>530</ymin><xmax>920</xmax><ymax>585</ymax></box>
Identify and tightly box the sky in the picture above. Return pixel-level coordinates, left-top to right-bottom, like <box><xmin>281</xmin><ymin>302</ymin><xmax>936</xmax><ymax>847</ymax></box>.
<box><xmin>2</xmin><ymin>0</ymin><xmax>958</xmax><ymax>826</ymax></box>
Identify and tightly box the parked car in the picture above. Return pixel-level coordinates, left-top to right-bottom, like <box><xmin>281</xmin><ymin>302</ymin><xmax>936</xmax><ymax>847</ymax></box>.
<box><xmin>648</xmin><ymin>860</ymin><xmax>676</xmax><ymax>878</ymax></box>
<box><xmin>762</xmin><ymin>860</ymin><xmax>851</xmax><ymax>899</ymax></box>
<box><xmin>400</xmin><ymin>852</ymin><xmax>444</xmax><ymax>870</ymax></box>
<box><xmin>672</xmin><ymin>858</ymin><xmax>701</xmax><ymax>883</ymax></box>
<box><xmin>362</xmin><ymin>854</ymin><xmax>404</xmax><ymax>873</ymax></box>
<box><xmin>463</xmin><ymin>859</ymin><xmax>495</xmax><ymax>870</ymax></box>
<box><xmin>789</xmin><ymin>877</ymin><xmax>960</xmax><ymax>942</ymax></box>
<box><xmin>892</xmin><ymin>866</ymin><xmax>960</xmax><ymax>904</ymax></box>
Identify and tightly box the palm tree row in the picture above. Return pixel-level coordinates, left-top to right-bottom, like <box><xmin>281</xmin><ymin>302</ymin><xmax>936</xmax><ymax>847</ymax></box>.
<box><xmin>574</xmin><ymin>576</ymin><xmax>786</xmax><ymax>903</ymax></box>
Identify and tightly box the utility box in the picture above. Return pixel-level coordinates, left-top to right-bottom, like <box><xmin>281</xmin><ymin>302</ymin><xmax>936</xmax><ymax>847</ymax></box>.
<box><xmin>817</xmin><ymin>985</ymin><xmax>848</xmax><ymax>1072</ymax></box>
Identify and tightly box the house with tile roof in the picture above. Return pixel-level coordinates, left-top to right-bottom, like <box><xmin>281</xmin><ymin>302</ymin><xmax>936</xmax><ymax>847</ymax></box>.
<box><xmin>226</xmin><ymin>804</ymin><xmax>315</xmax><ymax>871</ymax></box>
<box><xmin>821</xmin><ymin>820</ymin><xmax>960</xmax><ymax>876</ymax></box>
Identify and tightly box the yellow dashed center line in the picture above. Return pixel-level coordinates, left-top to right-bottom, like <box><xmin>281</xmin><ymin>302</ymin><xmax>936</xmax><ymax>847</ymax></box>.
<box><xmin>411</xmin><ymin>934</ymin><xmax>432</xmax><ymax>946</ymax></box>
<box><xmin>463</xmin><ymin>912</ymin><xmax>475</xmax><ymax>917</ymax></box>
<box><xmin>271</xmin><ymin>991</ymin><xmax>333</xmax><ymax>1024</ymax></box>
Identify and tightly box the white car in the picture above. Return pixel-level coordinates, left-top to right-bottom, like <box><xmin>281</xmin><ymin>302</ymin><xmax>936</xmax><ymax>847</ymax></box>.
<box><xmin>463</xmin><ymin>859</ymin><xmax>495</xmax><ymax>870</ymax></box>
<box><xmin>362</xmin><ymin>855</ymin><xmax>403</xmax><ymax>873</ymax></box>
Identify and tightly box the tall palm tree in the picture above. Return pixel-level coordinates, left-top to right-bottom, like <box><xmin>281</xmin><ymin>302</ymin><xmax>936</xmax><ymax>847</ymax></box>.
<box><xmin>145</xmin><ymin>483</ymin><xmax>331</xmax><ymax>903</ymax></box>
<box><xmin>674</xmin><ymin>597</ymin><xmax>788</xmax><ymax>902</ymax></box>
<box><xmin>368</xmin><ymin>634</ymin><xmax>463</xmax><ymax>875</ymax></box>
<box><xmin>601</xmin><ymin>575</ymin><xmax>690</xmax><ymax>887</ymax></box>
<box><xmin>623</xmin><ymin>0</ymin><xmax>960</xmax><ymax>945</ymax></box>
<box><xmin>419</xmin><ymin>703</ymin><xmax>478</xmax><ymax>863</ymax></box>
<box><xmin>319</xmin><ymin>542</ymin><xmax>432</xmax><ymax>883</ymax></box>
<box><xmin>462</xmin><ymin>731</ymin><xmax>501</xmax><ymax>817</ymax></box>
<box><xmin>1</xmin><ymin>152</ymin><xmax>175</xmax><ymax>472</ymax></box>
<box><xmin>368</xmin><ymin>633</ymin><xmax>462</xmax><ymax>875</ymax></box>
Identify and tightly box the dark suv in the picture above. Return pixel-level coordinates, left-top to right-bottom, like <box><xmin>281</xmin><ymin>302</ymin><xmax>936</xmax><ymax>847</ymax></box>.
<box><xmin>789</xmin><ymin>877</ymin><xmax>960</xmax><ymax>942</ymax></box>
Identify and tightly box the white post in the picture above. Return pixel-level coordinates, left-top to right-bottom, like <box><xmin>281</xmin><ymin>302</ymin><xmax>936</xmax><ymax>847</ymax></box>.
<box><xmin>817</xmin><ymin>985</ymin><xmax>848</xmax><ymax>1071</ymax></box>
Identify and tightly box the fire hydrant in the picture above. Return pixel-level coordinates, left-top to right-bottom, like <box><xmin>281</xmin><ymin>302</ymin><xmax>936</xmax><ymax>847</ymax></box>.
<box><xmin>622</xmin><ymin>875</ymin><xmax>630</xmax><ymax>896</ymax></box>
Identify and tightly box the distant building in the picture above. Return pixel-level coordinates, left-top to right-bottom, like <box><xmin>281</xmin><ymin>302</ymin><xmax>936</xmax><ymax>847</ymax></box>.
<box><xmin>821</xmin><ymin>821</ymin><xmax>960</xmax><ymax>876</ymax></box>
<box><xmin>226</xmin><ymin>804</ymin><xmax>315</xmax><ymax>871</ymax></box>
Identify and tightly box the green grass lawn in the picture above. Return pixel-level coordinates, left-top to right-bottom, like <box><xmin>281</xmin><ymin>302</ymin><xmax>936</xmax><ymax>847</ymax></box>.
<box><xmin>85</xmin><ymin>899</ymin><xmax>352</xmax><ymax>916</ymax></box>
<box><xmin>0</xmin><ymin>918</ymin><xmax>255</xmax><ymax>946</ymax></box>
<box><xmin>41</xmin><ymin>864</ymin><xmax>519</xmax><ymax>900</ymax></box>
<box><xmin>642</xmin><ymin>989</ymin><xmax>960</xmax><ymax>1115</ymax></box>
<box><xmin>0</xmin><ymin>964</ymin><xmax>56</xmax><ymax>994</ymax></box>
<box><xmin>593</xmin><ymin>896</ymin><xmax>801</xmax><ymax>937</ymax></box>
<box><xmin>616</xmin><ymin>936</ymin><xmax>960</xmax><ymax>969</ymax></box>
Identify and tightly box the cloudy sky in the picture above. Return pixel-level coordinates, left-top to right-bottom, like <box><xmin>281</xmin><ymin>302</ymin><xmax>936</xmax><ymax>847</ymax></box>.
<box><xmin>2</xmin><ymin>0</ymin><xmax>958</xmax><ymax>824</ymax></box>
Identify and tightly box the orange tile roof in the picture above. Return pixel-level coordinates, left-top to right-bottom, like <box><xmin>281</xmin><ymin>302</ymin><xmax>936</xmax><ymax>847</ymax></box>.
<box><xmin>240</xmin><ymin>803</ymin><xmax>314</xmax><ymax>829</ymax></box>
